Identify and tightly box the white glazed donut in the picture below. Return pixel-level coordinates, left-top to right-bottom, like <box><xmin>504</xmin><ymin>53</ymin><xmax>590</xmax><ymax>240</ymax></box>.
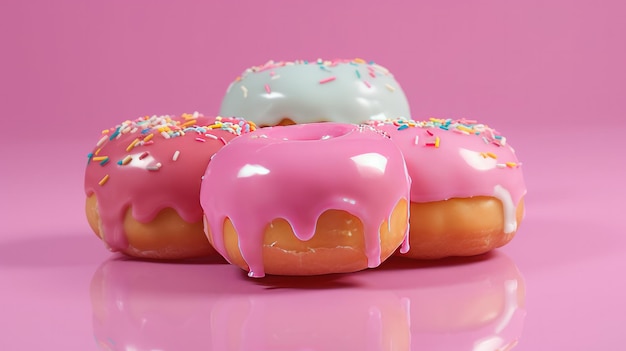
<box><xmin>219</xmin><ymin>58</ymin><xmax>411</xmax><ymax>126</ymax></box>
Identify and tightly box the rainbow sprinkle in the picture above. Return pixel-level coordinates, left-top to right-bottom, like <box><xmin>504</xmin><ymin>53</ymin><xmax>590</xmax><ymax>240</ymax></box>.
<box><xmin>87</xmin><ymin>113</ymin><xmax>255</xmax><ymax>185</ymax></box>
<box><xmin>98</xmin><ymin>174</ymin><xmax>110</xmax><ymax>186</ymax></box>
<box><xmin>319</xmin><ymin>76</ymin><xmax>336</xmax><ymax>84</ymax></box>
<box><xmin>367</xmin><ymin>117</ymin><xmax>521</xmax><ymax>169</ymax></box>
<box><xmin>234</xmin><ymin>58</ymin><xmax>393</xmax><ymax>86</ymax></box>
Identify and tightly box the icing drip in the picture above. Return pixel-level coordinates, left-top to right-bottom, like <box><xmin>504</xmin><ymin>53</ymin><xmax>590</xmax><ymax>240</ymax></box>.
<box><xmin>220</xmin><ymin>59</ymin><xmax>411</xmax><ymax>126</ymax></box>
<box><xmin>201</xmin><ymin>123</ymin><xmax>410</xmax><ymax>277</ymax></box>
<box><xmin>493</xmin><ymin>185</ymin><xmax>517</xmax><ymax>234</ymax></box>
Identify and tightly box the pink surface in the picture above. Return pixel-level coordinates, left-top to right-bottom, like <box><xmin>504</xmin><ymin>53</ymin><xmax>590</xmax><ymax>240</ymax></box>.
<box><xmin>1</xmin><ymin>1</ymin><xmax>625</xmax><ymax>350</ymax></box>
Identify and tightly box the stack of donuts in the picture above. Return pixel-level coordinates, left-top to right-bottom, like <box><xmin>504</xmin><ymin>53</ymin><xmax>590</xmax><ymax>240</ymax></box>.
<box><xmin>85</xmin><ymin>59</ymin><xmax>526</xmax><ymax>277</ymax></box>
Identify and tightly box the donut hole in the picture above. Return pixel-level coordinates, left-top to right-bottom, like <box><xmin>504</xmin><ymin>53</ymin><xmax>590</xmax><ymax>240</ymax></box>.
<box><xmin>265</xmin><ymin>122</ymin><xmax>352</xmax><ymax>141</ymax></box>
<box><xmin>211</xmin><ymin>199</ymin><xmax>408</xmax><ymax>276</ymax></box>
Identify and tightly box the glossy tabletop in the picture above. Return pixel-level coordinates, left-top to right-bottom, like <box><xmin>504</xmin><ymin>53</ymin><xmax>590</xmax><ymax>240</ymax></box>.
<box><xmin>2</xmin><ymin>123</ymin><xmax>625</xmax><ymax>351</ymax></box>
<box><xmin>2</xmin><ymin>1</ymin><xmax>626</xmax><ymax>350</ymax></box>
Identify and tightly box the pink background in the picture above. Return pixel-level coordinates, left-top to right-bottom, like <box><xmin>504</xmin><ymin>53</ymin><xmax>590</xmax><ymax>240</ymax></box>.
<box><xmin>1</xmin><ymin>0</ymin><xmax>625</xmax><ymax>350</ymax></box>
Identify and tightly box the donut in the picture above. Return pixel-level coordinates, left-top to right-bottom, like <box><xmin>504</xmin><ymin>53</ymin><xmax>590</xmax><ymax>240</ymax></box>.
<box><xmin>219</xmin><ymin>58</ymin><xmax>410</xmax><ymax>126</ymax></box>
<box><xmin>368</xmin><ymin>118</ymin><xmax>526</xmax><ymax>259</ymax></box>
<box><xmin>200</xmin><ymin>123</ymin><xmax>411</xmax><ymax>277</ymax></box>
<box><xmin>84</xmin><ymin>113</ymin><xmax>255</xmax><ymax>259</ymax></box>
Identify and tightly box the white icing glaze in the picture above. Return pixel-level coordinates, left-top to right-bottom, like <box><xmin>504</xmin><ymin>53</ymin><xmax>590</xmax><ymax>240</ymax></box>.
<box><xmin>493</xmin><ymin>185</ymin><xmax>517</xmax><ymax>234</ymax></box>
<box><xmin>220</xmin><ymin>59</ymin><xmax>410</xmax><ymax>126</ymax></box>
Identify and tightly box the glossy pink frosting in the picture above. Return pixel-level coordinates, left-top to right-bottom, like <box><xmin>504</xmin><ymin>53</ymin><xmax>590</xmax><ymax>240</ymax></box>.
<box><xmin>369</xmin><ymin>118</ymin><xmax>526</xmax><ymax>233</ymax></box>
<box><xmin>84</xmin><ymin>114</ymin><xmax>254</xmax><ymax>253</ymax></box>
<box><xmin>200</xmin><ymin>123</ymin><xmax>411</xmax><ymax>277</ymax></box>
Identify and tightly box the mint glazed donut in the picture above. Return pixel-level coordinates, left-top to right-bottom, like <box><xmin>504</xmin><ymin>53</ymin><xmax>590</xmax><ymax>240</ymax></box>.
<box><xmin>369</xmin><ymin>118</ymin><xmax>526</xmax><ymax>259</ymax></box>
<box><xmin>219</xmin><ymin>58</ymin><xmax>411</xmax><ymax>126</ymax></box>
<box><xmin>200</xmin><ymin>123</ymin><xmax>411</xmax><ymax>277</ymax></box>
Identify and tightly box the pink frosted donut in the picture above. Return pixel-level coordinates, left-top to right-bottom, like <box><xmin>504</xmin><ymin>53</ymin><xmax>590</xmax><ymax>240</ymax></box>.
<box><xmin>84</xmin><ymin>113</ymin><xmax>255</xmax><ymax>259</ymax></box>
<box><xmin>200</xmin><ymin>123</ymin><xmax>411</xmax><ymax>277</ymax></box>
<box><xmin>369</xmin><ymin>118</ymin><xmax>527</xmax><ymax>259</ymax></box>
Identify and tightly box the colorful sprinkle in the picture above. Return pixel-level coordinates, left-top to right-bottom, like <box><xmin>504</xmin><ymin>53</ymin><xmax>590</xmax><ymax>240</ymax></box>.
<box><xmin>109</xmin><ymin>127</ymin><xmax>121</xmax><ymax>140</ymax></box>
<box><xmin>89</xmin><ymin>114</ymin><xmax>255</xmax><ymax>176</ymax></box>
<box><xmin>96</xmin><ymin>135</ymin><xmax>108</xmax><ymax>147</ymax></box>
<box><xmin>319</xmin><ymin>76</ymin><xmax>336</xmax><ymax>84</ymax></box>
<box><xmin>181</xmin><ymin>120</ymin><xmax>197</xmax><ymax>128</ymax></box>
<box><xmin>118</xmin><ymin>155</ymin><xmax>132</xmax><ymax>165</ymax></box>
<box><xmin>98</xmin><ymin>175</ymin><xmax>110</xmax><ymax>186</ymax></box>
<box><xmin>264</xmin><ymin>84</ymin><xmax>271</xmax><ymax>94</ymax></box>
<box><xmin>126</xmin><ymin>138</ymin><xmax>140</xmax><ymax>152</ymax></box>
<box><xmin>147</xmin><ymin>163</ymin><xmax>162</xmax><ymax>171</ymax></box>
<box><xmin>366</xmin><ymin>117</ymin><xmax>517</xmax><ymax>166</ymax></box>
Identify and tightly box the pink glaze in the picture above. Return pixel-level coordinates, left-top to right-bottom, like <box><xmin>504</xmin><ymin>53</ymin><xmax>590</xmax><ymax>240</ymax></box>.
<box><xmin>200</xmin><ymin>123</ymin><xmax>411</xmax><ymax>278</ymax></box>
<box><xmin>84</xmin><ymin>113</ymin><xmax>254</xmax><ymax>253</ymax></box>
<box><xmin>370</xmin><ymin>118</ymin><xmax>527</xmax><ymax>234</ymax></box>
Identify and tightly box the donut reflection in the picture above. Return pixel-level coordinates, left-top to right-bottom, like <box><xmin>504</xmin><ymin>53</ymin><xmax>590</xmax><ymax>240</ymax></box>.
<box><xmin>90</xmin><ymin>251</ymin><xmax>525</xmax><ymax>350</ymax></box>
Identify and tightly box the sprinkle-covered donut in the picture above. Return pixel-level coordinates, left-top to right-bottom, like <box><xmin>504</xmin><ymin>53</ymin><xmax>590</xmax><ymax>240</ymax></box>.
<box><xmin>84</xmin><ymin>113</ymin><xmax>255</xmax><ymax>259</ymax></box>
<box><xmin>219</xmin><ymin>58</ymin><xmax>410</xmax><ymax>126</ymax></box>
<box><xmin>200</xmin><ymin>123</ymin><xmax>411</xmax><ymax>277</ymax></box>
<box><xmin>369</xmin><ymin>118</ymin><xmax>526</xmax><ymax>259</ymax></box>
